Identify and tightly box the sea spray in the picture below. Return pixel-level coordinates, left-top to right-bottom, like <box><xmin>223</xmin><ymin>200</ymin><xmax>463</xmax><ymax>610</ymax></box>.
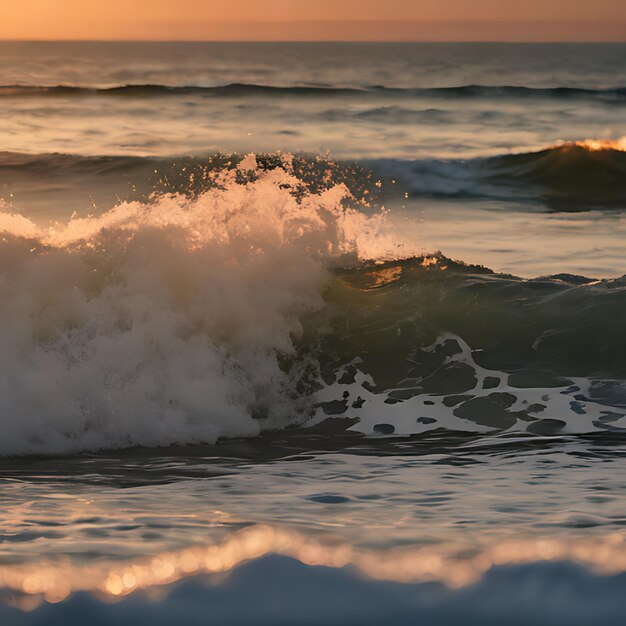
<box><xmin>0</xmin><ymin>155</ymin><xmax>417</xmax><ymax>455</ymax></box>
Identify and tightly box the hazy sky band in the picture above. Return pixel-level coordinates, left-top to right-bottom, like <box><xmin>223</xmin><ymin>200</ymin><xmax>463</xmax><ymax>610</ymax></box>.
<box><xmin>2</xmin><ymin>0</ymin><xmax>626</xmax><ymax>41</ymax></box>
<box><xmin>2</xmin><ymin>20</ymin><xmax>626</xmax><ymax>42</ymax></box>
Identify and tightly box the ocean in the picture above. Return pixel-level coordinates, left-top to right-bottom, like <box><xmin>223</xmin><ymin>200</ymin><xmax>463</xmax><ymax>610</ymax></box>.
<box><xmin>0</xmin><ymin>41</ymin><xmax>626</xmax><ymax>624</ymax></box>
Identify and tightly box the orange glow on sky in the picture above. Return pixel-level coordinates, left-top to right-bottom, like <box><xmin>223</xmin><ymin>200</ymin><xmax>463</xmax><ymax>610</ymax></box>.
<box><xmin>1</xmin><ymin>1</ymin><xmax>625</xmax><ymax>40</ymax></box>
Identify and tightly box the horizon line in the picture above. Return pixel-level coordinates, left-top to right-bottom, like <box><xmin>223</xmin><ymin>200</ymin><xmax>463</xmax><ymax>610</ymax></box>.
<box><xmin>3</xmin><ymin>39</ymin><xmax>626</xmax><ymax>44</ymax></box>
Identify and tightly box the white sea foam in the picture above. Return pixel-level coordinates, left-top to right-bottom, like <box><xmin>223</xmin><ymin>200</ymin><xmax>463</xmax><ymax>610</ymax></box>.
<box><xmin>315</xmin><ymin>334</ymin><xmax>626</xmax><ymax>436</ymax></box>
<box><xmin>0</xmin><ymin>156</ymin><xmax>417</xmax><ymax>456</ymax></box>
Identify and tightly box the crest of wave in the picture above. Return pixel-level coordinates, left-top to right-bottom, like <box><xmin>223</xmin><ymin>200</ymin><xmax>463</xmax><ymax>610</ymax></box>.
<box><xmin>0</xmin><ymin>154</ymin><xmax>417</xmax><ymax>455</ymax></box>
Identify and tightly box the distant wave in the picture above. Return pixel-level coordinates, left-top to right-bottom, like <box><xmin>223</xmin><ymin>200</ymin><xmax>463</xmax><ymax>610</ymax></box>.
<box><xmin>3</xmin><ymin>139</ymin><xmax>624</xmax><ymax>211</ymax></box>
<box><xmin>1</xmin><ymin>83</ymin><xmax>625</xmax><ymax>100</ymax></box>
<box><xmin>367</xmin><ymin>141</ymin><xmax>626</xmax><ymax>210</ymax></box>
<box><xmin>0</xmin><ymin>150</ymin><xmax>161</xmax><ymax>174</ymax></box>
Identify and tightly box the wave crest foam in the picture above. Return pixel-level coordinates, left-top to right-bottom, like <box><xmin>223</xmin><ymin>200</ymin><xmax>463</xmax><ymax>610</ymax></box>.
<box><xmin>0</xmin><ymin>155</ymin><xmax>418</xmax><ymax>456</ymax></box>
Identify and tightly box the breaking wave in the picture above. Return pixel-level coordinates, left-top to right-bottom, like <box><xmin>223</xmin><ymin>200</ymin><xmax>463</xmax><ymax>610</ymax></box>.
<box><xmin>0</xmin><ymin>155</ymin><xmax>416</xmax><ymax>456</ymax></box>
<box><xmin>1</xmin><ymin>153</ymin><xmax>626</xmax><ymax>456</ymax></box>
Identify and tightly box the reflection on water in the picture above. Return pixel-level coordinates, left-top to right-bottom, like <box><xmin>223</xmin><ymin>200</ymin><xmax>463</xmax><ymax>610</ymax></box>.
<box><xmin>1</xmin><ymin>433</ymin><xmax>626</xmax><ymax>606</ymax></box>
<box><xmin>4</xmin><ymin>523</ymin><xmax>626</xmax><ymax>607</ymax></box>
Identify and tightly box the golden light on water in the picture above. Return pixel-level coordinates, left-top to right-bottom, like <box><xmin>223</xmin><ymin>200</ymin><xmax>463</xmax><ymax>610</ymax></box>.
<box><xmin>558</xmin><ymin>137</ymin><xmax>626</xmax><ymax>152</ymax></box>
<box><xmin>3</xmin><ymin>525</ymin><xmax>626</xmax><ymax>609</ymax></box>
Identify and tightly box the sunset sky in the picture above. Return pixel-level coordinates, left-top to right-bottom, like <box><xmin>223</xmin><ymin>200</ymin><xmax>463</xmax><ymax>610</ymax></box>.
<box><xmin>2</xmin><ymin>0</ymin><xmax>626</xmax><ymax>41</ymax></box>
